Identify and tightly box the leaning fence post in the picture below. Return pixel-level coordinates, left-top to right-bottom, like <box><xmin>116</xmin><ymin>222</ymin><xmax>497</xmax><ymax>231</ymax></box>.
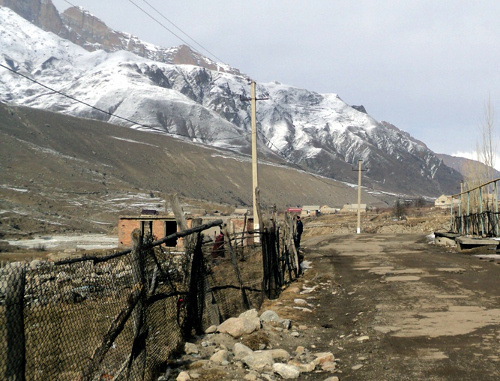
<box><xmin>126</xmin><ymin>229</ymin><xmax>147</xmax><ymax>380</ymax></box>
<box><xmin>5</xmin><ymin>262</ymin><xmax>26</xmax><ymax>381</ymax></box>
<box><xmin>225</xmin><ymin>228</ymin><xmax>251</xmax><ymax>310</ymax></box>
<box><xmin>184</xmin><ymin>233</ymin><xmax>205</xmax><ymax>337</ymax></box>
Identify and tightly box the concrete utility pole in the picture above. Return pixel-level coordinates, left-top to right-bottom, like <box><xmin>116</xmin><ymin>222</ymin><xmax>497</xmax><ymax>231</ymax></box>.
<box><xmin>251</xmin><ymin>81</ymin><xmax>259</xmax><ymax>238</ymax></box>
<box><xmin>241</xmin><ymin>80</ymin><xmax>268</xmax><ymax>241</ymax></box>
<box><xmin>353</xmin><ymin>159</ymin><xmax>366</xmax><ymax>234</ymax></box>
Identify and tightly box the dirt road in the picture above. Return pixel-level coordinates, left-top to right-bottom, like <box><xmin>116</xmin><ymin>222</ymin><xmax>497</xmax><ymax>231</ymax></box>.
<box><xmin>290</xmin><ymin>233</ymin><xmax>500</xmax><ymax>380</ymax></box>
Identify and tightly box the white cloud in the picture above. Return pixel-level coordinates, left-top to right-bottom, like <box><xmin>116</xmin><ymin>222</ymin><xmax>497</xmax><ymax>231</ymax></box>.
<box><xmin>452</xmin><ymin>151</ymin><xmax>500</xmax><ymax>171</ymax></box>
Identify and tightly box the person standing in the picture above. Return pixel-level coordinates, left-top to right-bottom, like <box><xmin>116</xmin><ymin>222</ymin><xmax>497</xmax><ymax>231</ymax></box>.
<box><xmin>295</xmin><ymin>216</ymin><xmax>303</xmax><ymax>250</ymax></box>
<box><xmin>212</xmin><ymin>231</ymin><xmax>225</xmax><ymax>258</ymax></box>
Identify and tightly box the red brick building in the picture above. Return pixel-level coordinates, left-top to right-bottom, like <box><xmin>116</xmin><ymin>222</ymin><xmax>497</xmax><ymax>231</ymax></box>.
<box><xmin>118</xmin><ymin>212</ymin><xmax>193</xmax><ymax>249</ymax></box>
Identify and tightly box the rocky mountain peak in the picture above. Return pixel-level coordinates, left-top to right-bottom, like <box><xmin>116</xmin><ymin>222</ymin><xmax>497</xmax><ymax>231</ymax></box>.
<box><xmin>351</xmin><ymin>105</ymin><xmax>367</xmax><ymax>114</ymax></box>
<box><xmin>0</xmin><ymin>0</ymin><xmax>67</xmax><ymax>37</ymax></box>
<box><xmin>61</xmin><ymin>6</ymin><xmax>132</xmax><ymax>53</ymax></box>
<box><xmin>380</xmin><ymin>120</ymin><xmax>429</xmax><ymax>150</ymax></box>
<box><xmin>3</xmin><ymin>0</ymin><xmax>241</xmax><ymax>75</ymax></box>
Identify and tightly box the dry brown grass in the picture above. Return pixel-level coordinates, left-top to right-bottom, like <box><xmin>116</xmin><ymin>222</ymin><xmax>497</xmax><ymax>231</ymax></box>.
<box><xmin>303</xmin><ymin>207</ymin><xmax>450</xmax><ymax>237</ymax></box>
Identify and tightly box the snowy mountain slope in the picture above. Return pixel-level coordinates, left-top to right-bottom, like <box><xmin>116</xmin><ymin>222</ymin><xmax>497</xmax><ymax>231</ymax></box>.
<box><xmin>0</xmin><ymin>7</ymin><xmax>253</xmax><ymax>153</ymax></box>
<box><xmin>0</xmin><ymin>5</ymin><xmax>462</xmax><ymax>196</ymax></box>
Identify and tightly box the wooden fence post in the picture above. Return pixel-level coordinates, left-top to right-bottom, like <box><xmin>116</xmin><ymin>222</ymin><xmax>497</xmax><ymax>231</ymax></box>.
<box><xmin>184</xmin><ymin>233</ymin><xmax>205</xmax><ymax>337</ymax></box>
<box><xmin>285</xmin><ymin>213</ymin><xmax>300</xmax><ymax>277</ymax></box>
<box><xmin>225</xmin><ymin>227</ymin><xmax>250</xmax><ymax>310</ymax></box>
<box><xmin>127</xmin><ymin>229</ymin><xmax>147</xmax><ymax>380</ymax></box>
<box><xmin>5</xmin><ymin>262</ymin><xmax>26</xmax><ymax>381</ymax></box>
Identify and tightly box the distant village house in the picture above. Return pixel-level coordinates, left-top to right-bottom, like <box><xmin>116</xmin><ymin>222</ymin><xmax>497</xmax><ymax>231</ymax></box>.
<box><xmin>434</xmin><ymin>195</ymin><xmax>460</xmax><ymax>209</ymax></box>
<box><xmin>320</xmin><ymin>205</ymin><xmax>338</xmax><ymax>214</ymax></box>
<box><xmin>340</xmin><ymin>203</ymin><xmax>367</xmax><ymax>213</ymax></box>
<box><xmin>301</xmin><ymin>205</ymin><xmax>321</xmax><ymax>217</ymax></box>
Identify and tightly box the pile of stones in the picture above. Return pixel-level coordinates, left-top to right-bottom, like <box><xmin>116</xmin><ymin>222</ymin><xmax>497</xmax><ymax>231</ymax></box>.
<box><xmin>162</xmin><ymin>309</ymin><xmax>340</xmax><ymax>381</ymax></box>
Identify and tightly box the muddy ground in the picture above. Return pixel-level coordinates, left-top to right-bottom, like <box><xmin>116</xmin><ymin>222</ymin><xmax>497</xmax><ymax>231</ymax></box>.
<box><xmin>256</xmin><ymin>232</ymin><xmax>500</xmax><ymax>380</ymax></box>
<box><xmin>166</xmin><ymin>208</ymin><xmax>499</xmax><ymax>380</ymax></box>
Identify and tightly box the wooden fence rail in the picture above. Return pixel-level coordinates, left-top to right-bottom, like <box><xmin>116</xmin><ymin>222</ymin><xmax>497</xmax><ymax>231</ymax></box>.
<box><xmin>2</xmin><ymin>214</ymin><xmax>302</xmax><ymax>380</ymax></box>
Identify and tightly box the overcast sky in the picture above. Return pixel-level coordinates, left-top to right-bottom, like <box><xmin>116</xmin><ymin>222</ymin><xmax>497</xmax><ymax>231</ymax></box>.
<box><xmin>51</xmin><ymin>0</ymin><xmax>500</xmax><ymax>160</ymax></box>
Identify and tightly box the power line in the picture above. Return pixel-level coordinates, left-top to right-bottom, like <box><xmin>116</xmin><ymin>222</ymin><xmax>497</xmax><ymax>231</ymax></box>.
<box><xmin>2</xmin><ymin>62</ymin><xmax>344</xmax><ymax>188</ymax></box>
<box><xmin>0</xmin><ymin>62</ymin><xmax>245</xmax><ymax>142</ymax></box>
<box><xmin>61</xmin><ymin>0</ymin><xmax>77</xmax><ymax>8</ymax></box>
<box><xmin>59</xmin><ymin>0</ymin><xmax>229</xmax><ymax>69</ymax></box>
<box><xmin>127</xmin><ymin>0</ymin><xmax>228</xmax><ymax>68</ymax></box>
<box><xmin>139</xmin><ymin>0</ymin><xmax>227</xmax><ymax>65</ymax></box>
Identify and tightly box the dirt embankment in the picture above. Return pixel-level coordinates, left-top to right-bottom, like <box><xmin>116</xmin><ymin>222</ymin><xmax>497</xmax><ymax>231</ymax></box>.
<box><xmin>303</xmin><ymin>207</ymin><xmax>450</xmax><ymax>237</ymax></box>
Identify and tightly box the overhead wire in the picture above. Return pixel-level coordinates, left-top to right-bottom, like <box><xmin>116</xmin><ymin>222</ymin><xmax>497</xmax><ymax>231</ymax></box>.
<box><xmin>1</xmin><ymin>62</ymin><xmax>341</xmax><ymax>187</ymax></box>
<box><xmin>118</xmin><ymin>3</ymin><xmax>345</xmax><ymax>186</ymax></box>
<box><xmin>138</xmin><ymin>0</ymin><xmax>227</xmax><ymax>65</ymax></box>
<box><xmin>5</xmin><ymin>3</ymin><xmax>345</xmax><ymax>187</ymax></box>
<box><xmin>0</xmin><ymin>62</ymin><xmax>247</xmax><ymax>142</ymax></box>
<box><xmin>127</xmin><ymin>0</ymin><xmax>228</xmax><ymax>68</ymax></box>
<box><xmin>60</xmin><ymin>0</ymin><xmax>77</xmax><ymax>7</ymax></box>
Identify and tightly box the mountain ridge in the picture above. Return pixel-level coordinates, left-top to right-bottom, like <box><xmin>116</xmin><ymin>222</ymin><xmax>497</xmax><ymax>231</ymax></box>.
<box><xmin>0</xmin><ymin>1</ymin><xmax>463</xmax><ymax>197</ymax></box>
<box><xmin>0</xmin><ymin>101</ymin><xmax>390</xmax><ymax>238</ymax></box>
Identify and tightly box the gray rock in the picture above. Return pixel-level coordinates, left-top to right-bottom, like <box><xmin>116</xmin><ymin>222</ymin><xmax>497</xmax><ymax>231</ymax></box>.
<box><xmin>314</xmin><ymin>352</ymin><xmax>335</xmax><ymax>366</ymax></box>
<box><xmin>176</xmin><ymin>371</ymin><xmax>190</xmax><ymax>381</ymax></box>
<box><xmin>210</xmin><ymin>349</ymin><xmax>229</xmax><ymax>364</ymax></box>
<box><xmin>217</xmin><ymin>317</ymin><xmax>261</xmax><ymax>338</ymax></box>
<box><xmin>281</xmin><ymin>319</ymin><xmax>292</xmax><ymax>330</ymax></box>
<box><xmin>269</xmin><ymin>348</ymin><xmax>291</xmax><ymax>361</ymax></box>
<box><xmin>242</xmin><ymin>351</ymin><xmax>274</xmax><ymax>371</ymax></box>
<box><xmin>272</xmin><ymin>363</ymin><xmax>300</xmax><ymax>379</ymax></box>
<box><xmin>234</xmin><ymin>342</ymin><xmax>254</xmax><ymax>360</ymax></box>
<box><xmin>260</xmin><ymin>310</ymin><xmax>280</xmax><ymax>323</ymax></box>
<box><xmin>239</xmin><ymin>308</ymin><xmax>259</xmax><ymax>319</ymax></box>
<box><xmin>184</xmin><ymin>342</ymin><xmax>199</xmax><ymax>355</ymax></box>
<box><xmin>29</xmin><ymin>259</ymin><xmax>43</xmax><ymax>269</ymax></box>
<box><xmin>205</xmin><ymin>325</ymin><xmax>217</xmax><ymax>334</ymax></box>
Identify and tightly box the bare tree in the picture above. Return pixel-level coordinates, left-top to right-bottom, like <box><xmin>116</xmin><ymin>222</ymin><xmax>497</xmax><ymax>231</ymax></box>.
<box><xmin>478</xmin><ymin>96</ymin><xmax>496</xmax><ymax>179</ymax></box>
<box><xmin>462</xmin><ymin>97</ymin><xmax>496</xmax><ymax>212</ymax></box>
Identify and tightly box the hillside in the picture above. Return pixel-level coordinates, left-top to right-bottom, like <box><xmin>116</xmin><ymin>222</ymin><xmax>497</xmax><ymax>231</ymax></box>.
<box><xmin>436</xmin><ymin>153</ymin><xmax>500</xmax><ymax>180</ymax></box>
<box><xmin>0</xmin><ymin>102</ymin><xmax>389</xmax><ymax>239</ymax></box>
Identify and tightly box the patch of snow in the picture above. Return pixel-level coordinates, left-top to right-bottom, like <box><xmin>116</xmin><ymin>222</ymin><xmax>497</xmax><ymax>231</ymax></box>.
<box><xmin>5</xmin><ymin>234</ymin><xmax>117</xmax><ymax>250</ymax></box>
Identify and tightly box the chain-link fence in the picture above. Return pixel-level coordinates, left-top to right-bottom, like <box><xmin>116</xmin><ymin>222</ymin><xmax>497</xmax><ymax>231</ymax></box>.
<box><xmin>1</xmin><ymin>215</ymin><xmax>301</xmax><ymax>380</ymax></box>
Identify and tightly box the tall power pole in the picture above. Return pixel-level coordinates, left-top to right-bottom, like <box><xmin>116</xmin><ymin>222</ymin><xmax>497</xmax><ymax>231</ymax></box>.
<box><xmin>352</xmin><ymin>160</ymin><xmax>366</xmax><ymax>234</ymax></box>
<box><xmin>241</xmin><ymin>81</ymin><xmax>268</xmax><ymax>241</ymax></box>
<box><xmin>251</xmin><ymin>81</ymin><xmax>259</xmax><ymax>237</ymax></box>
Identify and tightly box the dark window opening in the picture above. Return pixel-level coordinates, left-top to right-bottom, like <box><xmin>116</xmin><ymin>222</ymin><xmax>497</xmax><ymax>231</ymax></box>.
<box><xmin>164</xmin><ymin>221</ymin><xmax>178</xmax><ymax>247</ymax></box>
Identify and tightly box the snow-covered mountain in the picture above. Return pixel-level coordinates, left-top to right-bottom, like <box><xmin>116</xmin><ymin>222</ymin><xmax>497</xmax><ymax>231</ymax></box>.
<box><xmin>0</xmin><ymin>3</ymin><xmax>462</xmax><ymax>196</ymax></box>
